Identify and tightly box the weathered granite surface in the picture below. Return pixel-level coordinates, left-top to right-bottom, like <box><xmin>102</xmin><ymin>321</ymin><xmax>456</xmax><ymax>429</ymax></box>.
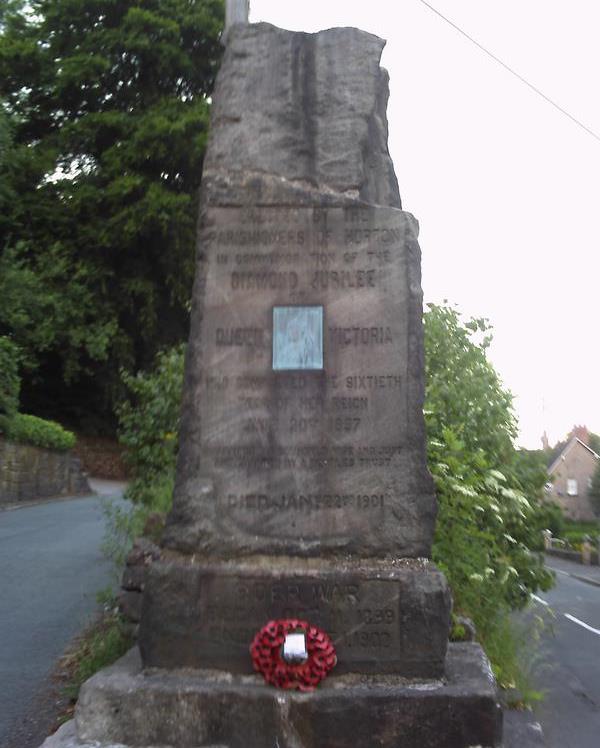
<box><xmin>49</xmin><ymin>703</ymin><xmax>547</xmax><ymax>748</ymax></box>
<box><xmin>164</xmin><ymin>205</ymin><xmax>436</xmax><ymax>559</ymax></box>
<box><xmin>118</xmin><ymin>538</ymin><xmax>162</xmax><ymax>628</ymax></box>
<box><xmin>203</xmin><ymin>23</ymin><xmax>401</xmax><ymax>210</ymax></box>
<box><xmin>39</xmin><ymin>644</ymin><xmax>501</xmax><ymax>748</ymax></box>
<box><xmin>140</xmin><ymin>556</ymin><xmax>451</xmax><ymax>677</ymax></box>
<box><xmin>0</xmin><ymin>438</ymin><xmax>90</xmax><ymax>504</ymax></box>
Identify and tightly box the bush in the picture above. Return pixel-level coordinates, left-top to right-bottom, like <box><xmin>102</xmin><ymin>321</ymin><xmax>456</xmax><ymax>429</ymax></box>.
<box><xmin>563</xmin><ymin>520</ymin><xmax>600</xmax><ymax>532</ymax></box>
<box><xmin>102</xmin><ymin>474</ymin><xmax>174</xmax><ymax>570</ymax></box>
<box><xmin>563</xmin><ymin>530</ymin><xmax>599</xmax><ymax>548</ymax></box>
<box><xmin>117</xmin><ymin>345</ymin><xmax>185</xmax><ymax>508</ymax></box>
<box><xmin>3</xmin><ymin>412</ymin><xmax>76</xmax><ymax>451</ymax></box>
<box><xmin>537</xmin><ymin>502</ymin><xmax>565</xmax><ymax>538</ymax></box>
<box><xmin>558</xmin><ymin>520</ymin><xmax>600</xmax><ymax>548</ymax></box>
<box><xmin>589</xmin><ymin>464</ymin><xmax>600</xmax><ymax>515</ymax></box>
<box><xmin>0</xmin><ymin>336</ymin><xmax>20</xmax><ymax>419</ymax></box>
<box><xmin>425</xmin><ymin>304</ymin><xmax>554</xmax><ymax>692</ymax></box>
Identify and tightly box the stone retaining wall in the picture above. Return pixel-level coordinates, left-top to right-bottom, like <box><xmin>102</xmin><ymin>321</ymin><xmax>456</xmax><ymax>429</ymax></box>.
<box><xmin>546</xmin><ymin>547</ymin><xmax>599</xmax><ymax>566</ymax></box>
<box><xmin>0</xmin><ymin>437</ymin><xmax>91</xmax><ymax>504</ymax></box>
<box><xmin>73</xmin><ymin>434</ymin><xmax>129</xmax><ymax>480</ymax></box>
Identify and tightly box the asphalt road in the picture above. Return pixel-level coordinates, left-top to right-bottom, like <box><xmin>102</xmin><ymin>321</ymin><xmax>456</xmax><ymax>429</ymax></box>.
<box><xmin>529</xmin><ymin>556</ymin><xmax>600</xmax><ymax>748</ymax></box>
<box><xmin>0</xmin><ymin>487</ymin><xmax>123</xmax><ymax>747</ymax></box>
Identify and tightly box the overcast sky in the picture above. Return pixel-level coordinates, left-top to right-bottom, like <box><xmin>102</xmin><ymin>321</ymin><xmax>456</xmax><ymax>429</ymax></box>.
<box><xmin>249</xmin><ymin>0</ymin><xmax>600</xmax><ymax>449</ymax></box>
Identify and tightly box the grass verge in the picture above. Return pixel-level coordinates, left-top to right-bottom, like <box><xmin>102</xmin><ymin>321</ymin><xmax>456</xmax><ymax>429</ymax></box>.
<box><xmin>53</xmin><ymin>609</ymin><xmax>134</xmax><ymax>728</ymax></box>
<box><xmin>452</xmin><ymin>607</ymin><xmax>549</xmax><ymax>708</ymax></box>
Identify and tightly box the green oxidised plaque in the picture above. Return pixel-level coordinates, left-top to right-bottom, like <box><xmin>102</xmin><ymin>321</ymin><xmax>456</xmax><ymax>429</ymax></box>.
<box><xmin>272</xmin><ymin>306</ymin><xmax>323</xmax><ymax>371</ymax></box>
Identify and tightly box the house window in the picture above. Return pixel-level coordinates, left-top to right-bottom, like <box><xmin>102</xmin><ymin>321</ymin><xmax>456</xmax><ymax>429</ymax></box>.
<box><xmin>567</xmin><ymin>479</ymin><xmax>578</xmax><ymax>496</ymax></box>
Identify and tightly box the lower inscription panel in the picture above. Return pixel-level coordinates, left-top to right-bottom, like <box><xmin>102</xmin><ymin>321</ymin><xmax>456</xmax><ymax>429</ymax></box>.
<box><xmin>139</xmin><ymin>558</ymin><xmax>451</xmax><ymax>678</ymax></box>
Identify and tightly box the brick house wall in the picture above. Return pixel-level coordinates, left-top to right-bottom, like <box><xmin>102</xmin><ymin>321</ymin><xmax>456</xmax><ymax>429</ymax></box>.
<box><xmin>546</xmin><ymin>438</ymin><xmax>599</xmax><ymax>521</ymax></box>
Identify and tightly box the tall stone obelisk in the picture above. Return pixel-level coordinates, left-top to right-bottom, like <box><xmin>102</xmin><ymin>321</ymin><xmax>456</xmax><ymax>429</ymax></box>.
<box><xmin>44</xmin><ymin>12</ymin><xmax>503</xmax><ymax>748</ymax></box>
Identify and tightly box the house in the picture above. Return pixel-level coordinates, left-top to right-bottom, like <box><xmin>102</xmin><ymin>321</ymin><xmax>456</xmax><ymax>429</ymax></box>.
<box><xmin>545</xmin><ymin>437</ymin><xmax>600</xmax><ymax>520</ymax></box>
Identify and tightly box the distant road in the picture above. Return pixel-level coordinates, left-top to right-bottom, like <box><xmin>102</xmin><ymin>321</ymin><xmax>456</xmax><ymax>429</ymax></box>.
<box><xmin>0</xmin><ymin>484</ymin><xmax>124</xmax><ymax>747</ymax></box>
<box><xmin>529</xmin><ymin>556</ymin><xmax>600</xmax><ymax>748</ymax></box>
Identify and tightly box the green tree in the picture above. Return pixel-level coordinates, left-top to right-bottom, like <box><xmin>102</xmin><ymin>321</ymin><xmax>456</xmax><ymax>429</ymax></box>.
<box><xmin>590</xmin><ymin>462</ymin><xmax>600</xmax><ymax>515</ymax></box>
<box><xmin>118</xmin><ymin>345</ymin><xmax>184</xmax><ymax>507</ymax></box>
<box><xmin>0</xmin><ymin>105</ymin><xmax>17</xmax><ymax>228</ymax></box>
<box><xmin>424</xmin><ymin>304</ymin><xmax>552</xmax><ymax>645</ymax></box>
<box><xmin>512</xmin><ymin>448</ymin><xmax>548</xmax><ymax>500</ymax></box>
<box><xmin>0</xmin><ymin>0</ymin><xmax>223</xmax><ymax>429</ymax></box>
<box><xmin>0</xmin><ymin>336</ymin><xmax>20</xmax><ymax>420</ymax></box>
<box><xmin>588</xmin><ymin>432</ymin><xmax>600</xmax><ymax>456</ymax></box>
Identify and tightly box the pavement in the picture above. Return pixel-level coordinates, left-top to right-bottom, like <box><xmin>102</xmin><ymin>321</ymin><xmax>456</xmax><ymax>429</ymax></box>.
<box><xmin>0</xmin><ymin>483</ymin><xmax>125</xmax><ymax>748</ymax></box>
<box><xmin>522</xmin><ymin>555</ymin><xmax>600</xmax><ymax>748</ymax></box>
<box><xmin>503</xmin><ymin>709</ymin><xmax>546</xmax><ymax>747</ymax></box>
<box><xmin>544</xmin><ymin>553</ymin><xmax>600</xmax><ymax>588</ymax></box>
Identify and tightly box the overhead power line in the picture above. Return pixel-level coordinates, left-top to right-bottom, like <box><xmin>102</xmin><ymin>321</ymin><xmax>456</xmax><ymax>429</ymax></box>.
<box><xmin>416</xmin><ymin>0</ymin><xmax>600</xmax><ymax>143</ymax></box>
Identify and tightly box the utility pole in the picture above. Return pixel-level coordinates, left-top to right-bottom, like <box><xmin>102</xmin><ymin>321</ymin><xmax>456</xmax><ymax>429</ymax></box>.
<box><xmin>225</xmin><ymin>0</ymin><xmax>249</xmax><ymax>39</ymax></box>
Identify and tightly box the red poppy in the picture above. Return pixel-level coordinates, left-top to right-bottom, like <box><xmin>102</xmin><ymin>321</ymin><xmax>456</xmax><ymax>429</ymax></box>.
<box><xmin>250</xmin><ymin>619</ymin><xmax>337</xmax><ymax>691</ymax></box>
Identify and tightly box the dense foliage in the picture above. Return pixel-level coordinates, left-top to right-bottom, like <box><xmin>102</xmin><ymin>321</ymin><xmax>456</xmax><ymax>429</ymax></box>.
<box><xmin>118</xmin><ymin>345</ymin><xmax>184</xmax><ymax>507</ymax></box>
<box><xmin>424</xmin><ymin>304</ymin><xmax>553</xmax><ymax>683</ymax></box>
<box><xmin>560</xmin><ymin>521</ymin><xmax>600</xmax><ymax>548</ymax></box>
<box><xmin>102</xmin><ymin>345</ymin><xmax>184</xmax><ymax>569</ymax></box>
<box><xmin>2</xmin><ymin>412</ymin><xmax>76</xmax><ymax>451</ymax></box>
<box><xmin>589</xmin><ymin>463</ymin><xmax>600</xmax><ymax>515</ymax></box>
<box><xmin>588</xmin><ymin>432</ymin><xmax>600</xmax><ymax>455</ymax></box>
<box><xmin>0</xmin><ymin>0</ymin><xmax>223</xmax><ymax>429</ymax></box>
<box><xmin>588</xmin><ymin>432</ymin><xmax>600</xmax><ymax>517</ymax></box>
<box><xmin>0</xmin><ymin>335</ymin><xmax>20</xmax><ymax>418</ymax></box>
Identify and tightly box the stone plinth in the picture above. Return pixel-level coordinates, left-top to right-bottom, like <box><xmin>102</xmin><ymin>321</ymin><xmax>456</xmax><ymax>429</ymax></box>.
<box><xmin>139</xmin><ymin>556</ymin><xmax>451</xmax><ymax>678</ymax></box>
<box><xmin>40</xmin><ymin>644</ymin><xmax>501</xmax><ymax>748</ymax></box>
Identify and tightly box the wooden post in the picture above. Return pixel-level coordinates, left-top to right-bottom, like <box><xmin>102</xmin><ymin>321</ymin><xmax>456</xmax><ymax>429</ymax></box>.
<box><xmin>582</xmin><ymin>536</ymin><xmax>592</xmax><ymax>565</ymax></box>
<box><xmin>542</xmin><ymin>529</ymin><xmax>552</xmax><ymax>551</ymax></box>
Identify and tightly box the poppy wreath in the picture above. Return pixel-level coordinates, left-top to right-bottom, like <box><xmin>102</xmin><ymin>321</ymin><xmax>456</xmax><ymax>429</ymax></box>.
<box><xmin>250</xmin><ymin>619</ymin><xmax>337</xmax><ymax>691</ymax></box>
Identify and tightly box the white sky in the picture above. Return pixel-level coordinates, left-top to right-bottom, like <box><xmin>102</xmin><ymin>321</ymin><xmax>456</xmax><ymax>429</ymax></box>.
<box><xmin>250</xmin><ymin>0</ymin><xmax>600</xmax><ymax>449</ymax></box>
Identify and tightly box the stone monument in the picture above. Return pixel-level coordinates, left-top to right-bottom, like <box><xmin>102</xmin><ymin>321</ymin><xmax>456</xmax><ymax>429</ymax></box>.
<box><xmin>43</xmin><ymin>12</ymin><xmax>503</xmax><ymax>748</ymax></box>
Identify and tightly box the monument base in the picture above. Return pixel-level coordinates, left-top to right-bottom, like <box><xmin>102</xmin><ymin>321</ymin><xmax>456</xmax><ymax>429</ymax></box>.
<box><xmin>139</xmin><ymin>555</ymin><xmax>452</xmax><ymax>678</ymax></box>
<box><xmin>42</xmin><ymin>643</ymin><xmax>502</xmax><ymax>748</ymax></box>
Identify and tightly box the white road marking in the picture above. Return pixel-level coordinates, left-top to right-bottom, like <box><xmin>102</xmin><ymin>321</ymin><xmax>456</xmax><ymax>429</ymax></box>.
<box><xmin>564</xmin><ymin>613</ymin><xmax>600</xmax><ymax>636</ymax></box>
<box><xmin>532</xmin><ymin>594</ymin><xmax>549</xmax><ymax>606</ymax></box>
<box><xmin>549</xmin><ymin>568</ymin><xmax>569</xmax><ymax>576</ymax></box>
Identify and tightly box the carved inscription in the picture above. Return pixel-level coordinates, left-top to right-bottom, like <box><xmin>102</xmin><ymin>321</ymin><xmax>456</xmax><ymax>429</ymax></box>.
<box><xmin>198</xmin><ymin>206</ymin><xmax>413</xmax><ymax>541</ymax></box>
<box><xmin>216</xmin><ymin>328</ymin><xmax>265</xmax><ymax>347</ymax></box>
<box><xmin>329</xmin><ymin>327</ymin><xmax>393</xmax><ymax>345</ymax></box>
<box><xmin>198</xmin><ymin>577</ymin><xmax>400</xmax><ymax>661</ymax></box>
<box><xmin>227</xmin><ymin>494</ymin><xmax>386</xmax><ymax>512</ymax></box>
<box><xmin>205</xmin><ymin>445</ymin><xmax>401</xmax><ymax>471</ymax></box>
<box><xmin>231</xmin><ymin>271</ymin><xmax>298</xmax><ymax>290</ymax></box>
<box><xmin>310</xmin><ymin>269</ymin><xmax>376</xmax><ymax>289</ymax></box>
